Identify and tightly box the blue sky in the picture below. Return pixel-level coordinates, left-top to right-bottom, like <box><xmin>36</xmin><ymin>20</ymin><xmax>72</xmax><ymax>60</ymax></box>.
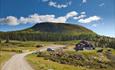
<box><xmin>0</xmin><ymin>0</ymin><xmax>115</xmax><ymax>37</ymax></box>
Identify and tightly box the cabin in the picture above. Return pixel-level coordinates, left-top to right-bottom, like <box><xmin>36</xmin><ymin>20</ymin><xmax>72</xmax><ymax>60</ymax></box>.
<box><xmin>74</xmin><ymin>40</ymin><xmax>95</xmax><ymax>51</ymax></box>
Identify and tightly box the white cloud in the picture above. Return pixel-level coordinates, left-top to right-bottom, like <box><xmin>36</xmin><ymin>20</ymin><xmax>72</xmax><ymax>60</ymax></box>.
<box><xmin>0</xmin><ymin>11</ymin><xmax>78</xmax><ymax>25</ymax></box>
<box><xmin>54</xmin><ymin>16</ymin><xmax>67</xmax><ymax>23</ymax></box>
<box><xmin>19</xmin><ymin>14</ymin><xmax>66</xmax><ymax>23</ymax></box>
<box><xmin>0</xmin><ymin>16</ymin><xmax>19</xmax><ymax>25</ymax></box>
<box><xmin>78</xmin><ymin>16</ymin><xmax>101</xmax><ymax>23</ymax></box>
<box><xmin>99</xmin><ymin>3</ymin><xmax>105</xmax><ymax>7</ymax></box>
<box><xmin>81</xmin><ymin>12</ymin><xmax>86</xmax><ymax>14</ymax></box>
<box><xmin>66</xmin><ymin>11</ymin><xmax>78</xmax><ymax>19</ymax></box>
<box><xmin>19</xmin><ymin>17</ymin><xmax>29</xmax><ymax>24</ymax></box>
<box><xmin>73</xmin><ymin>15</ymin><xmax>86</xmax><ymax>20</ymax></box>
<box><xmin>82</xmin><ymin>0</ymin><xmax>87</xmax><ymax>3</ymax></box>
<box><xmin>0</xmin><ymin>11</ymin><xmax>101</xmax><ymax>26</ymax></box>
<box><xmin>48</xmin><ymin>1</ymin><xmax>56</xmax><ymax>7</ymax></box>
<box><xmin>48</xmin><ymin>1</ymin><xmax>71</xmax><ymax>8</ymax></box>
<box><xmin>73</xmin><ymin>12</ymin><xmax>86</xmax><ymax>20</ymax></box>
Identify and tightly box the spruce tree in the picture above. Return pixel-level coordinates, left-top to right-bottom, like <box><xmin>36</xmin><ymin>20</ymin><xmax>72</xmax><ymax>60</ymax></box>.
<box><xmin>5</xmin><ymin>38</ymin><xmax>9</xmax><ymax>43</ymax></box>
<box><xmin>0</xmin><ymin>38</ymin><xmax>1</xmax><ymax>43</ymax></box>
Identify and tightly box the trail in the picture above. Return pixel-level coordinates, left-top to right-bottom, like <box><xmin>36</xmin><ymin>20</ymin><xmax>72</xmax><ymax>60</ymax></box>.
<box><xmin>1</xmin><ymin>45</ymin><xmax>65</xmax><ymax>70</ymax></box>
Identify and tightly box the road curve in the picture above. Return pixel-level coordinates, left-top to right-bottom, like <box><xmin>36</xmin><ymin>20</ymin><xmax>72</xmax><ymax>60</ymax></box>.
<box><xmin>1</xmin><ymin>45</ymin><xmax>65</xmax><ymax>70</ymax></box>
<box><xmin>1</xmin><ymin>52</ymin><xmax>34</xmax><ymax>70</ymax></box>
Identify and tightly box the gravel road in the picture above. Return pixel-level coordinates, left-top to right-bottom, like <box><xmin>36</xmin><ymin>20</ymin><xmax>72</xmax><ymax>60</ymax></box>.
<box><xmin>1</xmin><ymin>45</ymin><xmax>65</xmax><ymax>70</ymax></box>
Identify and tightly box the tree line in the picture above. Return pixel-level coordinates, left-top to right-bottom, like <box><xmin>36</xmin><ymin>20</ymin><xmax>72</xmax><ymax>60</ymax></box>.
<box><xmin>0</xmin><ymin>32</ymin><xmax>115</xmax><ymax>49</ymax></box>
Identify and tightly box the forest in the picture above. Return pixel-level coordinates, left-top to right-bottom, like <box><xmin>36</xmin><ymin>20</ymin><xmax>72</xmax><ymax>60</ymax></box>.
<box><xmin>0</xmin><ymin>32</ymin><xmax>115</xmax><ymax>49</ymax></box>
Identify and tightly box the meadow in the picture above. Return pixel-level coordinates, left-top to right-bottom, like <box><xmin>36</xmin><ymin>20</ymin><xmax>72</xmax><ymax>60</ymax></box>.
<box><xmin>28</xmin><ymin>48</ymin><xmax>115</xmax><ymax>70</ymax></box>
<box><xmin>0</xmin><ymin>40</ymin><xmax>115</xmax><ymax>70</ymax></box>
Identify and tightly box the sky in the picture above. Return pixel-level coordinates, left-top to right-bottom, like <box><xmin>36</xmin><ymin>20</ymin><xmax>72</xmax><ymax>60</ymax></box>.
<box><xmin>0</xmin><ymin>0</ymin><xmax>115</xmax><ymax>37</ymax></box>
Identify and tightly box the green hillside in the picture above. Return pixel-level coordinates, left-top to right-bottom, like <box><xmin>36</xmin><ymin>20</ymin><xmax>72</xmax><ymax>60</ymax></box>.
<box><xmin>24</xmin><ymin>22</ymin><xmax>94</xmax><ymax>33</ymax></box>
<box><xmin>0</xmin><ymin>22</ymin><xmax>96</xmax><ymax>41</ymax></box>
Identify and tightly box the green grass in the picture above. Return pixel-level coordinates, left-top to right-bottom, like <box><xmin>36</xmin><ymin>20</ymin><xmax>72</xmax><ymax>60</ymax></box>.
<box><xmin>0</xmin><ymin>41</ymin><xmax>40</xmax><ymax>53</ymax></box>
<box><xmin>0</xmin><ymin>40</ymin><xmax>80</xmax><ymax>53</ymax></box>
<box><xmin>0</xmin><ymin>51</ymin><xmax>13</xmax><ymax>69</ymax></box>
<box><xmin>1</xmin><ymin>47</ymin><xmax>37</xmax><ymax>53</ymax></box>
<box><xmin>26</xmin><ymin>54</ymin><xmax>90</xmax><ymax>70</ymax></box>
<box><xmin>112</xmin><ymin>50</ymin><xmax>115</xmax><ymax>54</ymax></box>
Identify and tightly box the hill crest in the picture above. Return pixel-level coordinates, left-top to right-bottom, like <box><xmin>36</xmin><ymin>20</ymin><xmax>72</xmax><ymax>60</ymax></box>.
<box><xmin>24</xmin><ymin>22</ymin><xmax>94</xmax><ymax>33</ymax></box>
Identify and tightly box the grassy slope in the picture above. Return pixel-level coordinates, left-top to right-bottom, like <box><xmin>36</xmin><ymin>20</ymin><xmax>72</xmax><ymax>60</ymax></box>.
<box><xmin>26</xmin><ymin>22</ymin><xmax>94</xmax><ymax>33</ymax></box>
<box><xmin>26</xmin><ymin>54</ymin><xmax>90</xmax><ymax>70</ymax></box>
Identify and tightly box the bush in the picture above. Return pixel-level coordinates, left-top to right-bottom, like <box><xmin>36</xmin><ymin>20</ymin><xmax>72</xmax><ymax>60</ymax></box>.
<box><xmin>97</xmin><ymin>49</ymin><xmax>103</xmax><ymax>53</ymax></box>
<box><xmin>36</xmin><ymin>45</ymin><xmax>43</xmax><ymax>48</ymax></box>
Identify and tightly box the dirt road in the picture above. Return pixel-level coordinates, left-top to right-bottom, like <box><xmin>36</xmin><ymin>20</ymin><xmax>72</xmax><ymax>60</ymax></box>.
<box><xmin>1</xmin><ymin>45</ymin><xmax>65</xmax><ymax>70</ymax></box>
<box><xmin>1</xmin><ymin>52</ymin><xmax>34</xmax><ymax>70</ymax></box>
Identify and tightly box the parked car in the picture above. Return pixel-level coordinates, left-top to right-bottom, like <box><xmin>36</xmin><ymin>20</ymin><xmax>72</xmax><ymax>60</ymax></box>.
<box><xmin>47</xmin><ymin>48</ymin><xmax>54</xmax><ymax>51</ymax></box>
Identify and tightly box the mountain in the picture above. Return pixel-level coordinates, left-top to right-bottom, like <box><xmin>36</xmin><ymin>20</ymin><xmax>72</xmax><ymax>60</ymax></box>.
<box><xmin>0</xmin><ymin>22</ymin><xmax>115</xmax><ymax>49</ymax></box>
<box><xmin>23</xmin><ymin>22</ymin><xmax>94</xmax><ymax>33</ymax></box>
<box><xmin>0</xmin><ymin>22</ymin><xmax>97</xmax><ymax>41</ymax></box>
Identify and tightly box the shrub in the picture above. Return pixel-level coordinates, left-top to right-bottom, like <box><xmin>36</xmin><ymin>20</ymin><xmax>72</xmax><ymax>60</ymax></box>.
<box><xmin>97</xmin><ymin>49</ymin><xmax>103</xmax><ymax>53</ymax></box>
<box><xmin>36</xmin><ymin>45</ymin><xmax>43</xmax><ymax>48</ymax></box>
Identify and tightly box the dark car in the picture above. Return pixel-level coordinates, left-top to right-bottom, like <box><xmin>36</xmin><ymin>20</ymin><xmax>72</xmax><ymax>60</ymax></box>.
<box><xmin>47</xmin><ymin>48</ymin><xmax>55</xmax><ymax>51</ymax></box>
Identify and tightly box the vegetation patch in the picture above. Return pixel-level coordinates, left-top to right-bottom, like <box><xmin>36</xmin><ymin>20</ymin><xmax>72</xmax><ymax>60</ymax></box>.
<box><xmin>0</xmin><ymin>41</ymin><xmax>39</xmax><ymax>53</ymax></box>
<box><xmin>36</xmin><ymin>49</ymin><xmax>115</xmax><ymax>70</ymax></box>
<box><xmin>26</xmin><ymin>54</ymin><xmax>89</xmax><ymax>70</ymax></box>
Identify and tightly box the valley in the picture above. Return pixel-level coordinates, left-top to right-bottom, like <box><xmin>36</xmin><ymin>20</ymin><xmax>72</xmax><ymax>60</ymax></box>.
<box><xmin>0</xmin><ymin>22</ymin><xmax>115</xmax><ymax>70</ymax></box>
<box><xmin>0</xmin><ymin>40</ymin><xmax>115</xmax><ymax>70</ymax></box>
<box><xmin>0</xmin><ymin>0</ymin><xmax>115</xmax><ymax>70</ymax></box>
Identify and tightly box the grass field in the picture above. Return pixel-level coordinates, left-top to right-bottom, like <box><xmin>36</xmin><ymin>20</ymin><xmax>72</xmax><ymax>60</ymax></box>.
<box><xmin>0</xmin><ymin>40</ymin><xmax>40</xmax><ymax>53</ymax></box>
<box><xmin>0</xmin><ymin>40</ymin><xmax>79</xmax><ymax>53</ymax></box>
<box><xmin>1</xmin><ymin>40</ymin><xmax>115</xmax><ymax>70</ymax></box>
<box><xmin>26</xmin><ymin>54</ymin><xmax>90</xmax><ymax>70</ymax></box>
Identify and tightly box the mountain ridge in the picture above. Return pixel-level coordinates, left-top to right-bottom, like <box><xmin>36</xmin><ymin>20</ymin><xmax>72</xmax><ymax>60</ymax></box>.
<box><xmin>22</xmin><ymin>22</ymin><xmax>95</xmax><ymax>34</ymax></box>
